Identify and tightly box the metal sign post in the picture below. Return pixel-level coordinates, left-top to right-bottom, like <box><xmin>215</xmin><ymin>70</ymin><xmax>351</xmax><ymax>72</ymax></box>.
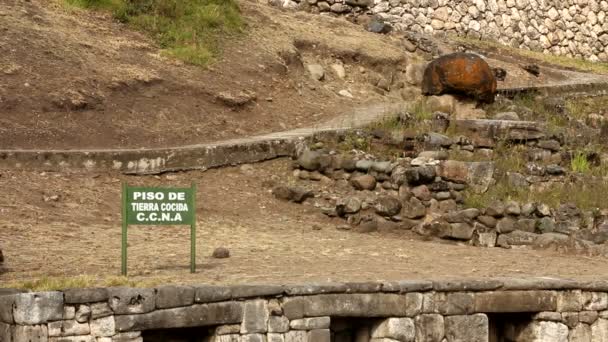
<box><xmin>121</xmin><ymin>182</ymin><xmax>197</xmax><ymax>276</ymax></box>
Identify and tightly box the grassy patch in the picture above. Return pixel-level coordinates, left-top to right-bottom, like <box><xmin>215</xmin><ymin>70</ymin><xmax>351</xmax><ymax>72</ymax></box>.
<box><xmin>465</xmin><ymin>179</ymin><xmax>608</xmax><ymax>211</ymax></box>
<box><xmin>63</xmin><ymin>0</ymin><xmax>243</xmax><ymax>66</ymax></box>
<box><xmin>5</xmin><ymin>275</ymin><xmax>150</xmax><ymax>291</ymax></box>
<box><xmin>565</xmin><ymin>95</ymin><xmax>608</xmax><ymax>121</ymax></box>
<box><xmin>571</xmin><ymin>152</ymin><xmax>591</xmax><ymax>173</ymax></box>
<box><xmin>453</xmin><ymin>35</ymin><xmax>608</xmax><ymax>74</ymax></box>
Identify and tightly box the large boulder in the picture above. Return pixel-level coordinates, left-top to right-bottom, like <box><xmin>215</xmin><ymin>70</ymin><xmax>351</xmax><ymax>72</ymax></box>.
<box><xmin>421</xmin><ymin>53</ymin><xmax>497</xmax><ymax>103</ymax></box>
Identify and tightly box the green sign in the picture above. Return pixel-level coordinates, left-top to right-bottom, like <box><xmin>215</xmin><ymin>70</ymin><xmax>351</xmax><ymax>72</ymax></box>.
<box><xmin>121</xmin><ymin>183</ymin><xmax>197</xmax><ymax>276</ymax></box>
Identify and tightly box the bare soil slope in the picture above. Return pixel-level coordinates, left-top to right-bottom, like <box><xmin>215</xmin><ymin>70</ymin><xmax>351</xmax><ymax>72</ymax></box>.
<box><xmin>0</xmin><ymin>0</ymin><xmax>406</xmax><ymax>149</ymax></box>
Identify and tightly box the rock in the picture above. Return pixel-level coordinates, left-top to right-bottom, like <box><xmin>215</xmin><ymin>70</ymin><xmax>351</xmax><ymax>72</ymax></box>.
<box><xmin>336</xmin><ymin>197</ymin><xmax>362</xmax><ymax>216</ymax></box>
<box><xmin>297</xmin><ymin>150</ymin><xmax>327</xmax><ymax>171</ymax></box>
<box><xmin>415</xmin><ymin>314</ymin><xmax>444</xmax><ymax>342</ymax></box>
<box><xmin>411</xmin><ymin>185</ymin><xmax>432</xmax><ymax>201</ymax></box>
<box><xmin>306</xmin><ymin>64</ymin><xmax>325</xmax><ymax>81</ymax></box>
<box><xmin>505</xmin><ymin>201</ymin><xmax>521</xmax><ymax>215</ymax></box>
<box><xmin>517</xmin><ymin>321</ymin><xmax>568</xmax><ymax>341</ymax></box>
<box><xmin>426</xmin><ymin>95</ymin><xmax>456</xmax><ymax>114</ymax></box>
<box><xmin>212</xmin><ymin>247</ymin><xmax>230</xmax><ymax>259</ymax></box>
<box><xmin>272</xmin><ymin>186</ymin><xmax>314</xmax><ymax>203</ymax></box>
<box><xmin>350</xmin><ymin>175</ymin><xmax>377</xmax><ymax>191</ymax></box>
<box><xmin>537</xmin><ymin>203</ymin><xmax>552</xmax><ymax>217</ymax></box>
<box><xmin>403</xmin><ymin>197</ymin><xmax>427</xmax><ymax>219</ymax></box>
<box><xmin>405</xmin><ymin>63</ymin><xmax>426</xmax><ymax>86</ymax></box>
<box><xmin>538</xmin><ymin>139</ymin><xmax>561</xmax><ymax>152</ymax></box>
<box><xmin>472</xmin><ymin>229</ymin><xmax>497</xmax><ymax>247</ymax></box>
<box><xmin>538</xmin><ymin>217</ymin><xmax>556</xmax><ymax>233</ymax></box>
<box><xmin>522</xmin><ymin>64</ymin><xmax>541</xmax><ymax>77</ymax></box>
<box><xmin>437</xmin><ymin>161</ymin><xmax>494</xmax><ymax>193</ymax></box>
<box><xmin>216</xmin><ymin>91</ymin><xmax>256</xmax><ymax>107</ymax></box>
<box><xmin>367</xmin><ymin>17</ymin><xmax>392</xmax><ymax>34</ymax></box>
<box><xmin>441</xmin><ymin>222</ymin><xmax>475</xmax><ymax>240</ymax></box>
<box><xmin>445</xmin><ymin>314</ymin><xmax>489</xmax><ymax>342</ymax></box>
<box><xmin>486</xmin><ymin>202</ymin><xmax>505</xmax><ymax>217</ymax></box>
<box><xmin>345</xmin><ymin>0</ymin><xmax>373</xmax><ymax>6</ymax></box>
<box><xmin>371</xmin><ymin>318</ymin><xmax>415</xmax><ymax>341</ymax></box>
<box><xmin>424</xmin><ymin>132</ymin><xmax>454</xmax><ymax>147</ymax></box>
<box><xmin>422</xmin><ymin>53</ymin><xmax>497</xmax><ymax>103</ymax></box>
<box><xmin>356</xmin><ymin>160</ymin><xmax>374</xmax><ymax>172</ymax></box>
<box><xmin>497</xmin><ymin>230</ymin><xmax>538</xmax><ymax>247</ymax></box>
<box><xmin>496</xmin><ymin>217</ymin><xmax>516</xmax><ymax>233</ymax></box>
<box><xmin>375</xmin><ymin>196</ymin><xmax>403</xmax><ymax>217</ymax></box>
<box><xmin>330</xmin><ymin>3</ymin><xmax>349</xmax><ymax>13</ymax></box>
<box><xmin>534</xmin><ymin>233</ymin><xmax>569</xmax><ymax>248</ymax></box>
<box><xmin>338</xmin><ymin>89</ymin><xmax>353</xmax><ymax>98</ymax></box>
<box><xmin>331</xmin><ymin>64</ymin><xmax>346</xmax><ymax>79</ymax></box>
<box><xmin>477</xmin><ymin>215</ymin><xmax>497</xmax><ymax>228</ymax></box>
<box><xmin>516</xmin><ymin>219</ymin><xmax>537</xmax><ymax>233</ymax></box>
<box><xmin>546</xmin><ymin>164</ymin><xmax>565</xmax><ymax>175</ymax></box>
<box><xmin>12</xmin><ymin>292</ymin><xmax>64</xmax><ymax>324</ymax></box>
<box><xmin>495</xmin><ymin>112</ymin><xmax>520</xmax><ymax>120</ymax></box>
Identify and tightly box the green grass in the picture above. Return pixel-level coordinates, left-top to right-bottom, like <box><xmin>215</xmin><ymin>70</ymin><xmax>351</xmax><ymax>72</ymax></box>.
<box><xmin>571</xmin><ymin>152</ymin><xmax>591</xmax><ymax>173</ymax></box>
<box><xmin>453</xmin><ymin>35</ymin><xmax>608</xmax><ymax>74</ymax></box>
<box><xmin>565</xmin><ymin>95</ymin><xmax>608</xmax><ymax>121</ymax></box>
<box><xmin>63</xmin><ymin>0</ymin><xmax>244</xmax><ymax>66</ymax></box>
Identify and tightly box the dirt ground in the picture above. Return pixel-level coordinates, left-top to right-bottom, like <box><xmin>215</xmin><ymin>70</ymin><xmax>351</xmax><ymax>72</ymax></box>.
<box><xmin>0</xmin><ymin>0</ymin><xmax>408</xmax><ymax>150</ymax></box>
<box><xmin>1</xmin><ymin>158</ymin><xmax>607</xmax><ymax>287</ymax></box>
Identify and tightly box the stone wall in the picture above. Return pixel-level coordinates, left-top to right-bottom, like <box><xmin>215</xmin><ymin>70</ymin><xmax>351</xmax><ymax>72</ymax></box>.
<box><xmin>2</xmin><ymin>279</ymin><xmax>608</xmax><ymax>341</ymax></box>
<box><xmin>279</xmin><ymin>0</ymin><xmax>608</xmax><ymax>62</ymax></box>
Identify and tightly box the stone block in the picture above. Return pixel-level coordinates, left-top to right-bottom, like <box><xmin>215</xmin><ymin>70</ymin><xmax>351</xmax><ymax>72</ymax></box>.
<box><xmin>48</xmin><ymin>320</ymin><xmax>90</xmax><ymax>337</ymax></box>
<box><xmin>569</xmin><ymin>323</ymin><xmax>591</xmax><ymax>342</ymax></box>
<box><xmin>195</xmin><ymin>286</ymin><xmax>233</xmax><ymax>303</ymax></box>
<box><xmin>282</xmin><ymin>294</ymin><xmax>408</xmax><ymax>319</ymax></box>
<box><xmin>474</xmin><ymin>291</ymin><xmax>557</xmax><ymax>312</ymax></box>
<box><xmin>371</xmin><ymin>317</ymin><xmax>415</xmax><ymax>341</ymax></box>
<box><xmin>214</xmin><ymin>335</ymin><xmax>239</xmax><ymax>342</ymax></box>
<box><xmin>267</xmin><ymin>334</ymin><xmax>285</xmax><ymax>342</ymax></box>
<box><xmin>415</xmin><ymin>314</ymin><xmax>444</xmax><ymax>342</ymax></box>
<box><xmin>516</xmin><ymin>321</ymin><xmax>568</xmax><ymax>342</ymax></box>
<box><xmin>216</xmin><ymin>324</ymin><xmax>241</xmax><ymax>335</ymax></box>
<box><xmin>0</xmin><ymin>295</ymin><xmax>14</xmax><ymax>323</ymax></box>
<box><xmin>64</xmin><ymin>288</ymin><xmax>109</xmax><ymax>304</ymax></box>
<box><xmin>155</xmin><ymin>285</ymin><xmax>195</xmax><ymax>309</ymax></box>
<box><xmin>290</xmin><ymin>317</ymin><xmax>330</xmax><ymax>330</ymax></box>
<box><xmin>562</xmin><ymin>312</ymin><xmax>579</xmax><ymax>328</ymax></box>
<box><xmin>49</xmin><ymin>336</ymin><xmax>95</xmax><ymax>342</ymax></box>
<box><xmin>285</xmin><ymin>330</ymin><xmax>307</xmax><ymax>342</ymax></box>
<box><xmin>0</xmin><ymin>322</ymin><xmax>12</xmax><ymax>342</ymax></box>
<box><xmin>13</xmin><ymin>325</ymin><xmax>48</xmax><ymax>342</ymax></box>
<box><xmin>579</xmin><ymin>311</ymin><xmax>599</xmax><ymax>324</ymax></box>
<box><xmin>114</xmin><ymin>302</ymin><xmax>242</xmax><ymax>332</ymax></box>
<box><xmin>268</xmin><ymin>316</ymin><xmax>289</xmax><ymax>333</ymax></box>
<box><xmin>63</xmin><ymin>306</ymin><xmax>75</xmax><ymax>320</ymax></box>
<box><xmin>533</xmin><ymin>312</ymin><xmax>562</xmax><ymax>321</ymax></box>
<box><xmin>230</xmin><ymin>285</ymin><xmax>284</xmax><ymax>299</ymax></box>
<box><xmin>284</xmin><ymin>283</ymin><xmax>347</xmax><ymax>296</ymax></box>
<box><xmin>308</xmin><ymin>329</ymin><xmax>330</xmax><ymax>342</ymax></box>
<box><xmin>432</xmin><ymin>279</ymin><xmax>503</xmax><ymax>292</ymax></box>
<box><xmin>556</xmin><ymin>290</ymin><xmax>583</xmax><ymax>311</ymax></box>
<box><xmin>592</xmin><ymin>318</ymin><xmax>608</xmax><ymax>341</ymax></box>
<box><xmin>108</xmin><ymin>288</ymin><xmax>155</xmax><ymax>315</ymax></box>
<box><xmin>445</xmin><ymin>314</ymin><xmax>488</xmax><ymax>342</ymax></box>
<box><xmin>381</xmin><ymin>280</ymin><xmax>433</xmax><ymax>293</ymax></box>
<box><xmin>583</xmin><ymin>292</ymin><xmax>608</xmax><ymax>311</ymax></box>
<box><xmin>75</xmin><ymin>305</ymin><xmax>91</xmax><ymax>323</ymax></box>
<box><xmin>112</xmin><ymin>331</ymin><xmax>143</xmax><ymax>342</ymax></box>
<box><xmin>241</xmin><ymin>300</ymin><xmax>269</xmax><ymax>334</ymax></box>
<box><xmin>241</xmin><ymin>334</ymin><xmax>267</xmax><ymax>342</ymax></box>
<box><xmin>90</xmin><ymin>316</ymin><xmax>115</xmax><ymax>337</ymax></box>
<box><xmin>90</xmin><ymin>303</ymin><xmax>112</xmax><ymax>319</ymax></box>
<box><xmin>442</xmin><ymin>293</ymin><xmax>474</xmax><ymax>315</ymax></box>
<box><xmin>405</xmin><ymin>293</ymin><xmax>423</xmax><ymax>317</ymax></box>
<box><xmin>13</xmin><ymin>292</ymin><xmax>64</xmax><ymax>325</ymax></box>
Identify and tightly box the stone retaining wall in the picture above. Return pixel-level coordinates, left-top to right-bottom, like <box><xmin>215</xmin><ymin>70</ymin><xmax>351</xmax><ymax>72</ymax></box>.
<box><xmin>280</xmin><ymin>0</ymin><xmax>608</xmax><ymax>62</ymax></box>
<box><xmin>2</xmin><ymin>279</ymin><xmax>608</xmax><ymax>341</ymax></box>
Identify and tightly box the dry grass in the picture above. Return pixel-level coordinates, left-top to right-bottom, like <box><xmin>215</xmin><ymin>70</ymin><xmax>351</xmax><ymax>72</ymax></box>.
<box><xmin>453</xmin><ymin>35</ymin><xmax>608</xmax><ymax>74</ymax></box>
<box><xmin>4</xmin><ymin>275</ymin><xmax>153</xmax><ymax>291</ymax></box>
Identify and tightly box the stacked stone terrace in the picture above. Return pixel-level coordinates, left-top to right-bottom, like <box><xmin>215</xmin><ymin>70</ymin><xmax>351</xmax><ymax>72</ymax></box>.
<box><xmin>277</xmin><ymin>0</ymin><xmax>608</xmax><ymax>62</ymax></box>
<box><xmin>2</xmin><ymin>279</ymin><xmax>608</xmax><ymax>341</ymax></box>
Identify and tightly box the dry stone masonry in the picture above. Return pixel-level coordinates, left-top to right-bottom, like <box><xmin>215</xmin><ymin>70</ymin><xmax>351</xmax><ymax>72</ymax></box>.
<box><xmin>276</xmin><ymin>0</ymin><xmax>608</xmax><ymax>62</ymax></box>
<box><xmin>3</xmin><ymin>280</ymin><xmax>608</xmax><ymax>341</ymax></box>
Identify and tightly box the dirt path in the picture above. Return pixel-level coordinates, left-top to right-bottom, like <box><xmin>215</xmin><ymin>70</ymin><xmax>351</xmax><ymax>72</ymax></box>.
<box><xmin>1</xmin><ymin>159</ymin><xmax>607</xmax><ymax>287</ymax></box>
